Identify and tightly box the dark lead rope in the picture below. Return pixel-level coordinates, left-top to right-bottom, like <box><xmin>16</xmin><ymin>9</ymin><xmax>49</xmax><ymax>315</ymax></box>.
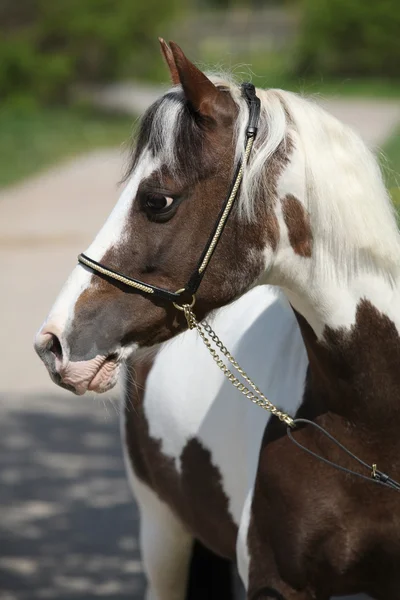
<box><xmin>287</xmin><ymin>418</ymin><xmax>400</xmax><ymax>492</ymax></box>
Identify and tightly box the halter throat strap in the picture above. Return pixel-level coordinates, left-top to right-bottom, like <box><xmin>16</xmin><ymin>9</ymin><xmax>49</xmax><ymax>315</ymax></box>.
<box><xmin>78</xmin><ymin>82</ymin><xmax>261</xmax><ymax>306</ymax></box>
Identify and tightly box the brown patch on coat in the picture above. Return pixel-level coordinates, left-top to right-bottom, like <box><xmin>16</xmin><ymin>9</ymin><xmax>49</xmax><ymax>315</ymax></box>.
<box><xmin>281</xmin><ymin>194</ymin><xmax>312</xmax><ymax>258</ymax></box>
<box><xmin>124</xmin><ymin>355</ymin><xmax>237</xmax><ymax>560</ymax></box>
<box><xmin>247</xmin><ymin>300</ymin><xmax>400</xmax><ymax>599</ymax></box>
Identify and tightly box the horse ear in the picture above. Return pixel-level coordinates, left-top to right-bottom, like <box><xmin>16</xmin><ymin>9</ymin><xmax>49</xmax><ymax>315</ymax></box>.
<box><xmin>168</xmin><ymin>41</ymin><xmax>221</xmax><ymax>120</ymax></box>
<box><xmin>159</xmin><ymin>38</ymin><xmax>180</xmax><ymax>85</ymax></box>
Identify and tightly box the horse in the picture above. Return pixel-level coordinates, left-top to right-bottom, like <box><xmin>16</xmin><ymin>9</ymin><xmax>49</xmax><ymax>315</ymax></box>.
<box><xmin>35</xmin><ymin>39</ymin><xmax>400</xmax><ymax>599</ymax></box>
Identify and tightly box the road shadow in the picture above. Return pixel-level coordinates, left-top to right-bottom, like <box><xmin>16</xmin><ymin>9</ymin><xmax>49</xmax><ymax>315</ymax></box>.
<box><xmin>0</xmin><ymin>391</ymin><xmax>370</xmax><ymax>600</ymax></box>
<box><xmin>0</xmin><ymin>393</ymin><xmax>145</xmax><ymax>600</ymax></box>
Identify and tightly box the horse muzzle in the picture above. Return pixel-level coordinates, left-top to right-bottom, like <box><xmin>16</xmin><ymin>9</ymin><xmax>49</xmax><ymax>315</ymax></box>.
<box><xmin>34</xmin><ymin>328</ymin><xmax>121</xmax><ymax>395</ymax></box>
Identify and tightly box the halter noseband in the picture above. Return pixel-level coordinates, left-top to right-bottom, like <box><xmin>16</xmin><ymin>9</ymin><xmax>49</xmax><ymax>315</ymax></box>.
<box><xmin>78</xmin><ymin>83</ymin><xmax>261</xmax><ymax>308</ymax></box>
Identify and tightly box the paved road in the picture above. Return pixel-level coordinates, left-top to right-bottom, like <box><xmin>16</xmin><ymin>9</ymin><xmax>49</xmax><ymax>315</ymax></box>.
<box><xmin>0</xmin><ymin>151</ymin><xmax>145</xmax><ymax>599</ymax></box>
<box><xmin>0</xmin><ymin>394</ymin><xmax>144</xmax><ymax>600</ymax></box>
<box><xmin>1</xmin><ymin>89</ymin><xmax>398</xmax><ymax>598</ymax></box>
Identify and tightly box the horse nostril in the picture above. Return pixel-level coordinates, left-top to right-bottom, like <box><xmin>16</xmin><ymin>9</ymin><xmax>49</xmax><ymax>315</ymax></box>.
<box><xmin>35</xmin><ymin>330</ymin><xmax>65</xmax><ymax>364</ymax></box>
<box><xmin>48</xmin><ymin>334</ymin><xmax>63</xmax><ymax>360</ymax></box>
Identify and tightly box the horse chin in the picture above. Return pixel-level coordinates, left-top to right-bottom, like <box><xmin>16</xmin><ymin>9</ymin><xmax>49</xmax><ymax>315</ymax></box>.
<box><xmin>87</xmin><ymin>359</ymin><xmax>121</xmax><ymax>394</ymax></box>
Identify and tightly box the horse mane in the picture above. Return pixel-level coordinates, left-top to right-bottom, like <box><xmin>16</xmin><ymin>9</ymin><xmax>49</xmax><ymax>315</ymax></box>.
<box><xmin>129</xmin><ymin>72</ymin><xmax>400</xmax><ymax>280</ymax></box>
<box><xmin>239</xmin><ymin>83</ymin><xmax>400</xmax><ymax>277</ymax></box>
<box><xmin>223</xmin><ymin>76</ymin><xmax>400</xmax><ymax>280</ymax></box>
<box><xmin>277</xmin><ymin>91</ymin><xmax>400</xmax><ymax>278</ymax></box>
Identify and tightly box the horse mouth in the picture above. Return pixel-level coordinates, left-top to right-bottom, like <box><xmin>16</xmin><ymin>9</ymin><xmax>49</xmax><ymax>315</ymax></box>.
<box><xmin>59</xmin><ymin>353</ymin><xmax>121</xmax><ymax>396</ymax></box>
<box><xmin>87</xmin><ymin>354</ymin><xmax>121</xmax><ymax>394</ymax></box>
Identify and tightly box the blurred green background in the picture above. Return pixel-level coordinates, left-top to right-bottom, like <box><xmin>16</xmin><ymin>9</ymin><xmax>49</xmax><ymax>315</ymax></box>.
<box><xmin>1</xmin><ymin>0</ymin><xmax>399</xmax><ymax>202</ymax></box>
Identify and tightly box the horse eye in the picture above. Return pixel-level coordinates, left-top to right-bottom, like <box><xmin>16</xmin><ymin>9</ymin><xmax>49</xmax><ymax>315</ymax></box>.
<box><xmin>145</xmin><ymin>194</ymin><xmax>175</xmax><ymax>212</ymax></box>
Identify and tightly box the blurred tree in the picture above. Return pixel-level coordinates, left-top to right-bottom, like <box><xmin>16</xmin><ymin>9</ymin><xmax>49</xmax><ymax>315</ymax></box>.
<box><xmin>0</xmin><ymin>0</ymin><xmax>183</xmax><ymax>104</ymax></box>
<box><xmin>296</xmin><ymin>0</ymin><xmax>400</xmax><ymax>78</ymax></box>
<box><xmin>196</xmin><ymin>0</ymin><xmax>282</xmax><ymax>6</ymax></box>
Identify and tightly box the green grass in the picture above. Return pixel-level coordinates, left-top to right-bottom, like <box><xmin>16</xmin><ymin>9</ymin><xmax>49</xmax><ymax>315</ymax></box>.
<box><xmin>252</xmin><ymin>58</ymin><xmax>400</xmax><ymax>99</ymax></box>
<box><xmin>250</xmin><ymin>70</ymin><xmax>400</xmax><ymax>100</ymax></box>
<box><xmin>381</xmin><ymin>128</ymin><xmax>400</xmax><ymax>214</ymax></box>
<box><xmin>382</xmin><ymin>128</ymin><xmax>400</xmax><ymax>187</ymax></box>
<box><xmin>198</xmin><ymin>45</ymin><xmax>400</xmax><ymax>99</ymax></box>
<box><xmin>0</xmin><ymin>104</ymin><xmax>134</xmax><ymax>188</ymax></box>
<box><xmin>260</xmin><ymin>76</ymin><xmax>400</xmax><ymax>99</ymax></box>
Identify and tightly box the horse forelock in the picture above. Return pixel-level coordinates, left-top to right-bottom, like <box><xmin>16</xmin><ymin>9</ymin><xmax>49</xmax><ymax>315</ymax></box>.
<box><xmin>126</xmin><ymin>88</ymin><xmax>207</xmax><ymax>184</ymax></box>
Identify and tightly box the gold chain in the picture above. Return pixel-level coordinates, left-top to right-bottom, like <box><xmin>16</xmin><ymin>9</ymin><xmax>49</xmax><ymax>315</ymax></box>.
<box><xmin>183</xmin><ymin>305</ymin><xmax>295</xmax><ymax>428</ymax></box>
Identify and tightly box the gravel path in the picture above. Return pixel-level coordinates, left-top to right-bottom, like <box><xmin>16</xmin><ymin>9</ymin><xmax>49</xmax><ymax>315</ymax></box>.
<box><xmin>1</xmin><ymin>87</ymin><xmax>398</xmax><ymax>599</ymax></box>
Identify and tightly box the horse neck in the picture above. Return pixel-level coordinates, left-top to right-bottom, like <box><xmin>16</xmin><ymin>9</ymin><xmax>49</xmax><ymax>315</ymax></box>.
<box><xmin>248</xmin><ymin>90</ymin><xmax>400</xmax><ymax>427</ymax></box>
<box><xmin>270</xmin><ymin>252</ymin><xmax>400</xmax><ymax>427</ymax></box>
<box><xmin>278</xmin><ymin>264</ymin><xmax>400</xmax><ymax>428</ymax></box>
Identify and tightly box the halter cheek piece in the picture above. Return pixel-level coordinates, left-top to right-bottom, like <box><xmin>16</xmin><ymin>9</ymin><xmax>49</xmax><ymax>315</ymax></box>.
<box><xmin>77</xmin><ymin>83</ymin><xmax>261</xmax><ymax>308</ymax></box>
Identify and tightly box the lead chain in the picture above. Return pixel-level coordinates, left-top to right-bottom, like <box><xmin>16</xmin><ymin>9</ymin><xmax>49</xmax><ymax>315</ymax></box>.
<box><xmin>183</xmin><ymin>305</ymin><xmax>295</xmax><ymax>428</ymax></box>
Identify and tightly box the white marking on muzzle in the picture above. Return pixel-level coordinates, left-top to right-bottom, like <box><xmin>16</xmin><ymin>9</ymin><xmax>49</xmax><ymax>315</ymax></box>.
<box><xmin>37</xmin><ymin>150</ymin><xmax>158</xmax><ymax>349</ymax></box>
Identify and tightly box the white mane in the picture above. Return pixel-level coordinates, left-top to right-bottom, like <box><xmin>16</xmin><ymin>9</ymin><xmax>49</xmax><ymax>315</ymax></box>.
<box><xmin>222</xmin><ymin>78</ymin><xmax>400</xmax><ymax>279</ymax></box>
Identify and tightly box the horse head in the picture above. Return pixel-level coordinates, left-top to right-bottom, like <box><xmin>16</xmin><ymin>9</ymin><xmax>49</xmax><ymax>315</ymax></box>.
<box><xmin>34</xmin><ymin>41</ymin><xmax>288</xmax><ymax>394</ymax></box>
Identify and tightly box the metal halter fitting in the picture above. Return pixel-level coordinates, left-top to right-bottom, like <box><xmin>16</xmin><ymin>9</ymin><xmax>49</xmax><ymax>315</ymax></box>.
<box><xmin>77</xmin><ymin>82</ymin><xmax>261</xmax><ymax>308</ymax></box>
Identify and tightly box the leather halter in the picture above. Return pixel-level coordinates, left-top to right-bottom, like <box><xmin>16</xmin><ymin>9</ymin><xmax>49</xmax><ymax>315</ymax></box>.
<box><xmin>78</xmin><ymin>83</ymin><xmax>261</xmax><ymax>307</ymax></box>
